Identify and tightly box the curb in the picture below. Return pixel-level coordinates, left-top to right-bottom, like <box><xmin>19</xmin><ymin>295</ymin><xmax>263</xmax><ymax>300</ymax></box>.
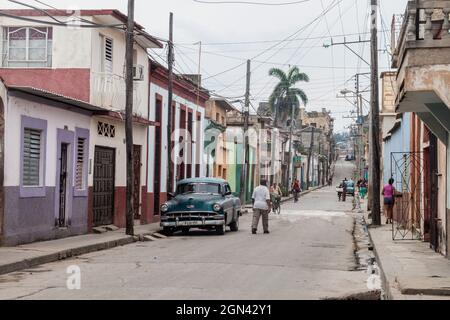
<box><xmin>0</xmin><ymin>229</ymin><xmax>160</xmax><ymax>276</ymax></box>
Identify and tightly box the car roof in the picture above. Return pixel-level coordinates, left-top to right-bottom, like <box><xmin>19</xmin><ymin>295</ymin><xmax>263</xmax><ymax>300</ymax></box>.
<box><xmin>177</xmin><ymin>177</ymin><xmax>227</xmax><ymax>185</ymax></box>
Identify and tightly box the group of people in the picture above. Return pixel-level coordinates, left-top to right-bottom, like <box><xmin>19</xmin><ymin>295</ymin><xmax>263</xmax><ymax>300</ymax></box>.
<box><xmin>250</xmin><ymin>179</ymin><xmax>303</xmax><ymax>234</ymax></box>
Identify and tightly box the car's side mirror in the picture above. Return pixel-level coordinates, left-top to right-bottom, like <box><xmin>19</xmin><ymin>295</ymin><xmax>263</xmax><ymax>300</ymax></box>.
<box><xmin>168</xmin><ymin>192</ymin><xmax>176</xmax><ymax>199</ymax></box>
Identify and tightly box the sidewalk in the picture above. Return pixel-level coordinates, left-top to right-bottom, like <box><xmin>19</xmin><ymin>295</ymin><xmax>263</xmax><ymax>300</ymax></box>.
<box><xmin>0</xmin><ymin>222</ymin><xmax>161</xmax><ymax>276</ymax></box>
<box><xmin>363</xmin><ymin>206</ymin><xmax>450</xmax><ymax>300</ymax></box>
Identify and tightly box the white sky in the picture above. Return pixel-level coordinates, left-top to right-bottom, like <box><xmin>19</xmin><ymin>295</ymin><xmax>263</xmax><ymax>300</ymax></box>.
<box><xmin>2</xmin><ymin>0</ymin><xmax>409</xmax><ymax>132</ymax></box>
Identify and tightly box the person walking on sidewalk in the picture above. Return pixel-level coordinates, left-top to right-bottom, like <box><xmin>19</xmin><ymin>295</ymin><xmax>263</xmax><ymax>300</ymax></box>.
<box><xmin>291</xmin><ymin>179</ymin><xmax>301</xmax><ymax>203</ymax></box>
<box><xmin>382</xmin><ymin>178</ymin><xmax>396</xmax><ymax>224</ymax></box>
<box><xmin>251</xmin><ymin>180</ymin><xmax>272</xmax><ymax>234</ymax></box>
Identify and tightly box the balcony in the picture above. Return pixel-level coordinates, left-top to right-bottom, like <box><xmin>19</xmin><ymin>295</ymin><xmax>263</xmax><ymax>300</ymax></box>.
<box><xmin>391</xmin><ymin>0</ymin><xmax>450</xmax><ymax>140</ymax></box>
<box><xmin>91</xmin><ymin>72</ymin><xmax>144</xmax><ymax>113</ymax></box>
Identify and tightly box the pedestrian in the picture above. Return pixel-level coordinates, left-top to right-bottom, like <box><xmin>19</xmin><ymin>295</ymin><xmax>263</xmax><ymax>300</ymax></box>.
<box><xmin>382</xmin><ymin>178</ymin><xmax>396</xmax><ymax>224</ymax></box>
<box><xmin>342</xmin><ymin>179</ymin><xmax>347</xmax><ymax>202</ymax></box>
<box><xmin>291</xmin><ymin>179</ymin><xmax>301</xmax><ymax>203</ymax></box>
<box><xmin>359</xmin><ymin>179</ymin><xmax>368</xmax><ymax>199</ymax></box>
<box><xmin>251</xmin><ymin>179</ymin><xmax>272</xmax><ymax>234</ymax></box>
<box><xmin>270</xmin><ymin>183</ymin><xmax>282</xmax><ymax>213</ymax></box>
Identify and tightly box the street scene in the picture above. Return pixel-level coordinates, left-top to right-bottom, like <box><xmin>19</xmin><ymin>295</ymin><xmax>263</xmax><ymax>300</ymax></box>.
<box><xmin>0</xmin><ymin>0</ymin><xmax>450</xmax><ymax>302</ymax></box>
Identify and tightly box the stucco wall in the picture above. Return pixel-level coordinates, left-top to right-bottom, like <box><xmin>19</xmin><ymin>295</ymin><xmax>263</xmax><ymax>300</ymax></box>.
<box><xmin>148</xmin><ymin>83</ymin><xmax>205</xmax><ymax>193</ymax></box>
<box><xmin>3</xmin><ymin>94</ymin><xmax>91</xmax><ymax>246</ymax></box>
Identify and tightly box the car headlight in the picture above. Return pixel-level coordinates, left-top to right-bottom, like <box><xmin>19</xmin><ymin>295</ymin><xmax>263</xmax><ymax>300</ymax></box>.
<box><xmin>160</xmin><ymin>203</ymin><xmax>169</xmax><ymax>213</ymax></box>
<box><xmin>213</xmin><ymin>203</ymin><xmax>222</xmax><ymax>212</ymax></box>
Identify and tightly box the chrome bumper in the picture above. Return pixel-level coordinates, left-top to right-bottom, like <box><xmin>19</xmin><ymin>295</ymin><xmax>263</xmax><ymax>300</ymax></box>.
<box><xmin>160</xmin><ymin>219</ymin><xmax>225</xmax><ymax>227</ymax></box>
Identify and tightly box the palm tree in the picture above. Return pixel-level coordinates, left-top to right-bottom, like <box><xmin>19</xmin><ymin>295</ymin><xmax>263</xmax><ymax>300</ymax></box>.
<box><xmin>268</xmin><ymin>66</ymin><xmax>309</xmax><ymax>127</ymax></box>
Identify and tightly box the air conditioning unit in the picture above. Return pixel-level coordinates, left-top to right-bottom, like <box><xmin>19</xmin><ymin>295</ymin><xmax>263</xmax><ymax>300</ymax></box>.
<box><xmin>133</xmin><ymin>64</ymin><xmax>144</xmax><ymax>81</ymax></box>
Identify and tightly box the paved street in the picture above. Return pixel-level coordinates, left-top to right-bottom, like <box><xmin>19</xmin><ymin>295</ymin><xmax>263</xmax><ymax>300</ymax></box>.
<box><xmin>0</xmin><ymin>160</ymin><xmax>374</xmax><ymax>300</ymax></box>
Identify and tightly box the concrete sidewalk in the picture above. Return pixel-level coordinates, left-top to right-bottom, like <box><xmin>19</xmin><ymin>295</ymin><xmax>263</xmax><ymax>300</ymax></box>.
<box><xmin>364</xmin><ymin>210</ymin><xmax>450</xmax><ymax>300</ymax></box>
<box><xmin>0</xmin><ymin>222</ymin><xmax>161</xmax><ymax>276</ymax></box>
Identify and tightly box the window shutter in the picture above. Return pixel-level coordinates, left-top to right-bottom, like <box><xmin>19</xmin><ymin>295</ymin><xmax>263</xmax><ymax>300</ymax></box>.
<box><xmin>75</xmin><ymin>138</ymin><xmax>85</xmax><ymax>190</ymax></box>
<box><xmin>23</xmin><ymin>128</ymin><xmax>41</xmax><ymax>186</ymax></box>
<box><xmin>104</xmin><ymin>37</ymin><xmax>113</xmax><ymax>73</ymax></box>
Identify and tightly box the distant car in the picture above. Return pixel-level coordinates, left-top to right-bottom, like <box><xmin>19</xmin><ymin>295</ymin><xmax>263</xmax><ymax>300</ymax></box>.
<box><xmin>336</xmin><ymin>180</ymin><xmax>355</xmax><ymax>198</ymax></box>
<box><xmin>345</xmin><ymin>180</ymin><xmax>355</xmax><ymax>196</ymax></box>
<box><xmin>159</xmin><ymin>178</ymin><xmax>242</xmax><ymax>236</ymax></box>
<box><xmin>345</xmin><ymin>155</ymin><xmax>355</xmax><ymax>161</ymax></box>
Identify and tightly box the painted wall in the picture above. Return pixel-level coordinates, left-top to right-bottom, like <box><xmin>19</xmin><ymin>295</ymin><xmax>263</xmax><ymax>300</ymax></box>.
<box><xmin>3</xmin><ymin>94</ymin><xmax>91</xmax><ymax>245</ymax></box>
<box><xmin>383</xmin><ymin>114</ymin><xmax>411</xmax><ymax>186</ymax></box>
<box><xmin>148</xmin><ymin>82</ymin><xmax>205</xmax><ymax>195</ymax></box>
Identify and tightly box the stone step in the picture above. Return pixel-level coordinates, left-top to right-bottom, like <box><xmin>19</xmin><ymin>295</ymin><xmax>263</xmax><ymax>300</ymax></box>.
<box><xmin>143</xmin><ymin>235</ymin><xmax>158</xmax><ymax>242</ymax></box>
<box><xmin>92</xmin><ymin>227</ymin><xmax>108</xmax><ymax>234</ymax></box>
<box><xmin>104</xmin><ymin>225</ymin><xmax>119</xmax><ymax>231</ymax></box>
<box><xmin>152</xmin><ymin>232</ymin><xmax>167</xmax><ymax>239</ymax></box>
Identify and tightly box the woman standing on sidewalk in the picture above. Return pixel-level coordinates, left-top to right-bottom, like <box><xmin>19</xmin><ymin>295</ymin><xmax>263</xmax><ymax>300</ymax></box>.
<box><xmin>382</xmin><ymin>178</ymin><xmax>396</xmax><ymax>224</ymax></box>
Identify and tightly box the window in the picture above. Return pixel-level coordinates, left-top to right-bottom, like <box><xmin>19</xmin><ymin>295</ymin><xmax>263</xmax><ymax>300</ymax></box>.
<box><xmin>75</xmin><ymin>138</ymin><xmax>85</xmax><ymax>190</ymax></box>
<box><xmin>74</xmin><ymin>128</ymin><xmax>89</xmax><ymax>197</ymax></box>
<box><xmin>20</xmin><ymin>116</ymin><xmax>47</xmax><ymax>198</ymax></box>
<box><xmin>23</xmin><ymin>128</ymin><xmax>42</xmax><ymax>186</ymax></box>
<box><xmin>100</xmin><ymin>35</ymin><xmax>113</xmax><ymax>73</ymax></box>
<box><xmin>97</xmin><ymin>121</ymin><xmax>115</xmax><ymax>138</ymax></box>
<box><xmin>2</xmin><ymin>27</ymin><xmax>52</xmax><ymax>67</ymax></box>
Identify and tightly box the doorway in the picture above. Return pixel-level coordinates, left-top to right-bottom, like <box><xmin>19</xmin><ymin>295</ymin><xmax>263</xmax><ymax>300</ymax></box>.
<box><xmin>153</xmin><ymin>97</ymin><xmax>162</xmax><ymax>216</ymax></box>
<box><xmin>133</xmin><ymin>145</ymin><xmax>141</xmax><ymax>219</ymax></box>
<box><xmin>58</xmin><ymin>143</ymin><xmax>69</xmax><ymax>227</ymax></box>
<box><xmin>93</xmin><ymin>146</ymin><xmax>115</xmax><ymax>226</ymax></box>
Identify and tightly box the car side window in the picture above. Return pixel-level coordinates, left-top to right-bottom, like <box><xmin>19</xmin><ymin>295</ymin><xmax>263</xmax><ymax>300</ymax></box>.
<box><xmin>225</xmin><ymin>184</ymin><xmax>232</xmax><ymax>195</ymax></box>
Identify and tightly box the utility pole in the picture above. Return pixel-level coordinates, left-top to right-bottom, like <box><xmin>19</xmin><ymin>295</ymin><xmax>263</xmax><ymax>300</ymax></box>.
<box><xmin>125</xmin><ymin>0</ymin><xmax>135</xmax><ymax>236</ymax></box>
<box><xmin>306</xmin><ymin>126</ymin><xmax>315</xmax><ymax>190</ymax></box>
<box><xmin>167</xmin><ymin>12</ymin><xmax>174</xmax><ymax>195</ymax></box>
<box><xmin>370</xmin><ymin>0</ymin><xmax>381</xmax><ymax>225</ymax></box>
<box><xmin>239</xmin><ymin>60</ymin><xmax>251</xmax><ymax>205</ymax></box>
<box><xmin>286</xmin><ymin>100</ymin><xmax>295</xmax><ymax>189</ymax></box>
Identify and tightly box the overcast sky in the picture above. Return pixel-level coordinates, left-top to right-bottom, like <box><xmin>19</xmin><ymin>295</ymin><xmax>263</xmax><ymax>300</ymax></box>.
<box><xmin>2</xmin><ymin>0</ymin><xmax>409</xmax><ymax>132</ymax></box>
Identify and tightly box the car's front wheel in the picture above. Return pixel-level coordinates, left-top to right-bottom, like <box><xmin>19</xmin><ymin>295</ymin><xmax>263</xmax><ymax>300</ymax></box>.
<box><xmin>215</xmin><ymin>223</ymin><xmax>226</xmax><ymax>235</ymax></box>
<box><xmin>230</xmin><ymin>215</ymin><xmax>239</xmax><ymax>232</ymax></box>
<box><xmin>162</xmin><ymin>227</ymin><xmax>174</xmax><ymax>236</ymax></box>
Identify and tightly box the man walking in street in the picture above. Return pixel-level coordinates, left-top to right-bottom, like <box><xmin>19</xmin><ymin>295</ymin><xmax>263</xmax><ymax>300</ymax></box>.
<box><xmin>252</xmin><ymin>179</ymin><xmax>272</xmax><ymax>234</ymax></box>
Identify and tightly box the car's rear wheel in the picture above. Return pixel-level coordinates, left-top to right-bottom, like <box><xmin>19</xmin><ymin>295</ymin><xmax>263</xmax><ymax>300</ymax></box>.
<box><xmin>230</xmin><ymin>215</ymin><xmax>239</xmax><ymax>232</ymax></box>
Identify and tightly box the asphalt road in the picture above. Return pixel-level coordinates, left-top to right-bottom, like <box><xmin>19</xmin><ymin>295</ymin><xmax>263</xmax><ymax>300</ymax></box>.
<box><xmin>0</xmin><ymin>159</ymin><xmax>373</xmax><ymax>300</ymax></box>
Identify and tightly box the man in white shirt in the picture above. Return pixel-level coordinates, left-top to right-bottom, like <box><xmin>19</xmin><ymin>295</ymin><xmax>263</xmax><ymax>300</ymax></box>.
<box><xmin>251</xmin><ymin>180</ymin><xmax>272</xmax><ymax>234</ymax></box>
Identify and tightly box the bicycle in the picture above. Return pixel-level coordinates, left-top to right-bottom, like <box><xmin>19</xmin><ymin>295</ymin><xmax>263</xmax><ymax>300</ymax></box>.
<box><xmin>271</xmin><ymin>194</ymin><xmax>281</xmax><ymax>214</ymax></box>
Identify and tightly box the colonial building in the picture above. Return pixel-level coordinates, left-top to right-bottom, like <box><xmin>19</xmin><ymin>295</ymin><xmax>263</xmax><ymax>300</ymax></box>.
<box><xmin>0</xmin><ymin>9</ymin><xmax>162</xmax><ymax>244</ymax></box>
<box><xmin>390</xmin><ymin>0</ymin><xmax>450</xmax><ymax>255</ymax></box>
<box><xmin>147</xmin><ymin>60</ymin><xmax>208</xmax><ymax>223</ymax></box>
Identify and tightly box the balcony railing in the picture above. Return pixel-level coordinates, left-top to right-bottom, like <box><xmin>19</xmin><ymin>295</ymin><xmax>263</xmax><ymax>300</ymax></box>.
<box><xmin>392</xmin><ymin>0</ymin><xmax>450</xmax><ymax>68</ymax></box>
<box><xmin>91</xmin><ymin>72</ymin><xmax>143</xmax><ymax>112</ymax></box>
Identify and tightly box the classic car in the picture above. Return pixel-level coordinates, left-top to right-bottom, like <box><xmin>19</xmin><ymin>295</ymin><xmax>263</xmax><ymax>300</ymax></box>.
<box><xmin>159</xmin><ymin>178</ymin><xmax>242</xmax><ymax>235</ymax></box>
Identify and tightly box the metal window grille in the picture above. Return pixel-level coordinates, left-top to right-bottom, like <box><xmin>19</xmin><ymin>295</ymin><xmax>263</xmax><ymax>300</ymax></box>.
<box><xmin>23</xmin><ymin>128</ymin><xmax>41</xmax><ymax>186</ymax></box>
<box><xmin>97</xmin><ymin>121</ymin><xmax>116</xmax><ymax>138</ymax></box>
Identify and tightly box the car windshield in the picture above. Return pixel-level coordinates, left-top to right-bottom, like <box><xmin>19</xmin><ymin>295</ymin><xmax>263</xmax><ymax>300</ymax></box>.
<box><xmin>177</xmin><ymin>183</ymin><xmax>221</xmax><ymax>195</ymax></box>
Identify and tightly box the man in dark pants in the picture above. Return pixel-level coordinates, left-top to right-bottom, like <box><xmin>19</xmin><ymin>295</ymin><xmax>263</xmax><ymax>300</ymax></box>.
<box><xmin>251</xmin><ymin>180</ymin><xmax>272</xmax><ymax>234</ymax></box>
<box><xmin>342</xmin><ymin>178</ymin><xmax>348</xmax><ymax>202</ymax></box>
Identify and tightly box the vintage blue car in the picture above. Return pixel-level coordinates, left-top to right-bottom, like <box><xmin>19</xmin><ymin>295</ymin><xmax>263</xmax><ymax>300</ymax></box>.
<box><xmin>159</xmin><ymin>178</ymin><xmax>242</xmax><ymax>235</ymax></box>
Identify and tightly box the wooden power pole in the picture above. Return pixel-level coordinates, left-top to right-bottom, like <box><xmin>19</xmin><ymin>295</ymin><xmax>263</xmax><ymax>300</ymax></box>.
<box><xmin>167</xmin><ymin>12</ymin><xmax>174</xmax><ymax>195</ymax></box>
<box><xmin>125</xmin><ymin>0</ymin><xmax>135</xmax><ymax>236</ymax></box>
<box><xmin>286</xmin><ymin>101</ymin><xmax>295</xmax><ymax>189</ymax></box>
<box><xmin>370</xmin><ymin>0</ymin><xmax>381</xmax><ymax>225</ymax></box>
<box><xmin>239</xmin><ymin>60</ymin><xmax>251</xmax><ymax>205</ymax></box>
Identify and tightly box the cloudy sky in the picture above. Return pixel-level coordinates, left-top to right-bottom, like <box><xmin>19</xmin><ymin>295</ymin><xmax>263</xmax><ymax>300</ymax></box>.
<box><xmin>2</xmin><ymin>0</ymin><xmax>409</xmax><ymax>132</ymax></box>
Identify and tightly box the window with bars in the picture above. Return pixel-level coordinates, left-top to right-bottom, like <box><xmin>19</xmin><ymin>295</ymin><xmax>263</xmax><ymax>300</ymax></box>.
<box><xmin>23</xmin><ymin>128</ymin><xmax>42</xmax><ymax>186</ymax></box>
<box><xmin>2</xmin><ymin>27</ymin><xmax>52</xmax><ymax>68</ymax></box>
<box><xmin>75</xmin><ymin>137</ymin><xmax>86</xmax><ymax>190</ymax></box>
<box><xmin>97</xmin><ymin>121</ymin><xmax>115</xmax><ymax>138</ymax></box>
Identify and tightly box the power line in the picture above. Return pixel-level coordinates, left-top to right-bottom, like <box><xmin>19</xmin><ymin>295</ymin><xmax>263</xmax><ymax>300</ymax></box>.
<box><xmin>193</xmin><ymin>0</ymin><xmax>310</xmax><ymax>5</ymax></box>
